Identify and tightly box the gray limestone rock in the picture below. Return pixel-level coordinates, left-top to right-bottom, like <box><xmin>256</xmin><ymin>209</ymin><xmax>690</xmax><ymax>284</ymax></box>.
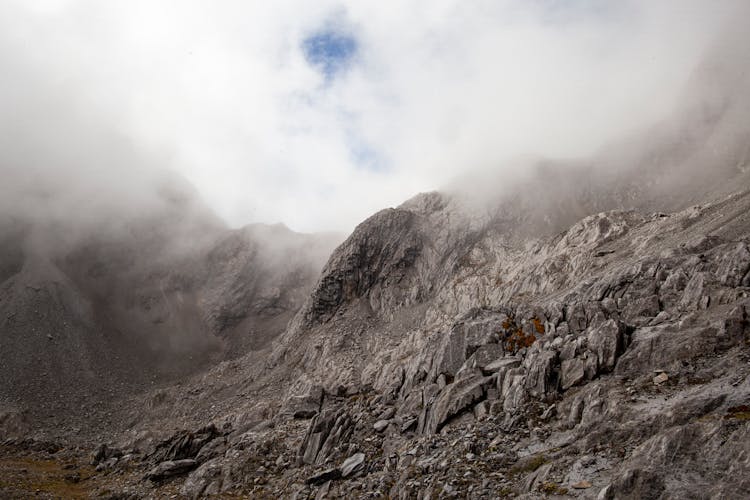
<box><xmin>483</xmin><ymin>356</ymin><xmax>521</xmax><ymax>375</ymax></box>
<box><xmin>423</xmin><ymin>375</ymin><xmax>492</xmax><ymax>434</ymax></box>
<box><xmin>587</xmin><ymin>320</ymin><xmax>627</xmax><ymax>374</ymax></box>
<box><xmin>299</xmin><ymin>409</ymin><xmax>353</xmax><ymax>465</ymax></box>
<box><xmin>340</xmin><ymin>452</ymin><xmax>365</xmax><ymax>478</ymax></box>
<box><xmin>144</xmin><ymin>459</ymin><xmax>198</xmax><ymax>481</ymax></box>
<box><xmin>561</xmin><ymin>358</ymin><xmax>585</xmax><ymax>390</ymax></box>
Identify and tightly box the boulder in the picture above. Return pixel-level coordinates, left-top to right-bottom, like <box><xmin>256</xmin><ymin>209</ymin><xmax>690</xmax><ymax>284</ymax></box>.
<box><xmin>587</xmin><ymin>320</ymin><xmax>627</xmax><ymax>373</ymax></box>
<box><xmin>679</xmin><ymin>273</ymin><xmax>706</xmax><ymax>311</ymax></box>
<box><xmin>472</xmin><ymin>344</ymin><xmax>506</xmax><ymax>370</ymax></box>
<box><xmin>147</xmin><ymin>425</ymin><xmax>221</xmax><ymax>463</ymax></box>
<box><xmin>306</xmin><ymin>468</ymin><xmax>341</xmax><ymax>486</ymax></box>
<box><xmin>284</xmin><ymin>385</ymin><xmax>325</xmax><ymax>419</ymax></box>
<box><xmin>181</xmin><ymin>458</ymin><xmax>225</xmax><ymax>499</ymax></box>
<box><xmin>340</xmin><ymin>452</ymin><xmax>365</xmax><ymax>478</ymax></box>
<box><xmin>561</xmin><ymin>358</ymin><xmax>585</xmax><ymax>390</ymax></box>
<box><xmin>373</xmin><ymin>420</ymin><xmax>390</xmax><ymax>433</ymax></box>
<box><xmin>423</xmin><ymin>375</ymin><xmax>492</xmax><ymax>434</ymax></box>
<box><xmin>91</xmin><ymin>443</ymin><xmax>122</xmax><ymax>465</ymax></box>
<box><xmin>144</xmin><ymin>459</ymin><xmax>198</xmax><ymax>481</ymax></box>
<box><xmin>432</xmin><ymin>325</ymin><xmax>467</xmax><ymax>379</ymax></box>
<box><xmin>524</xmin><ymin>349</ymin><xmax>558</xmax><ymax>397</ymax></box>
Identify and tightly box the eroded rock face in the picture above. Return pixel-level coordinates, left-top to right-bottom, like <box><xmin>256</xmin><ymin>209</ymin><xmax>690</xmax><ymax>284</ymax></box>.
<box><xmin>298</xmin><ymin>409</ymin><xmax>355</xmax><ymax>466</ymax></box>
<box><xmin>231</xmin><ymin>181</ymin><xmax>750</xmax><ymax>498</ymax></box>
<box><xmin>302</xmin><ymin>208</ymin><xmax>429</xmax><ymax>326</ymax></box>
<box><xmin>11</xmin><ymin>119</ymin><xmax>750</xmax><ymax>498</ymax></box>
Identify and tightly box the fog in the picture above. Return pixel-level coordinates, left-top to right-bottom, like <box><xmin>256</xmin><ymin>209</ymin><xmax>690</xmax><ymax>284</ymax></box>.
<box><xmin>0</xmin><ymin>0</ymin><xmax>747</xmax><ymax>233</ymax></box>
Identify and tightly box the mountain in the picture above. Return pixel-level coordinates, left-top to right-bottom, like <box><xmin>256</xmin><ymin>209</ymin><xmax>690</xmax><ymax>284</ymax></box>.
<box><xmin>0</xmin><ymin>181</ymin><xmax>340</xmax><ymax>435</ymax></box>
<box><xmin>2</xmin><ymin>20</ymin><xmax>750</xmax><ymax>500</ymax></box>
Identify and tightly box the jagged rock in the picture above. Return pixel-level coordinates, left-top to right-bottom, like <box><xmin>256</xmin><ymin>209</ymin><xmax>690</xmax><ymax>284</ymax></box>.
<box><xmin>680</xmin><ymin>272</ymin><xmax>706</xmax><ymax>310</ymax></box>
<box><xmin>302</xmin><ymin>208</ymin><xmax>427</xmax><ymax>325</ymax></box>
<box><xmin>284</xmin><ymin>385</ymin><xmax>325</xmax><ymax>419</ymax></box>
<box><xmin>587</xmin><ymin>320</ymin><xmax>627</xmax><ymax>373</ymax></box>
<box><xmin>473</xmin><ymin>401</ymin><xmax>490</xmax><ymax>420</ymax></box>
<box><xmin>95</xmin><ymin>457</ymin><xmax>118</xmax><ymax>471</ymax></box>
<box><xmin>144</xmin><ymin>459</ymin><xmax>198</xmax><ymax>481</ymax></box>
<box><xmin>521</xmin><ymin>462</ymin><xmax>553</xmax><ymax>492</ymax></box>
<box><xmin>501</xmin><ymin>367</ymin><xmax>528</xmax><ymax>413</ymax></box>
<box><xmin>716</xmin><ymin>242</ymin><xmax>750</xmax><ymax>286</ymax></box>
<box><xmin>622</xmin><ymin>295</ymin><xmax>660</xmax><ymax>322</ymax></box>
<box><xmin>524</xmin><ymin>349</ymin><xmax>558</xmax><ymax>397</ymax></box>
<box><xmin>616</xmin><ymin>323</ymin><xmax>719</xmax><ymax>377</ymax></box>
<box><xmin>717</xmin><ymin>305</ymin><xmax>747</xmax><ymax>350</ymax></box>
<box><xmin>299</xmin><ymin>409</ymin><xmax>353</xmax><ymax>465</ymax></box>
<box><xmin>400</xmin><ymin>417</ymin><xmax>418</xmax><ymax>433</ymax></box>
<box><xmin>471</xmin><ymin>344</ymin><xmax>506</xmax><ymax>370</ymax></box>
<box><xmin>340</xmin><ymin>452</ymin><xmax>365</xmax><ymax>478</ymax></box>
<box><xmin>315</xmin><ymin>480</ymin><xmax>331</xmax><ymax>499</ymax></box>
<box><xmin>561</xmin><ymin>358</ymin><xmax>585</xmax><ymax>390</ymax></box>
<box><xmin>181</xmin><ymin>458</ymin><xmax>225</xmax><ymax>499</ymax></box>
<box><xmin>482</xmin><ymin>356</ymin><xmax>521</xmax><ymax>374</ymax></box>
<box><xmin>148</xmin><ymin>425</ymin><xmax>220</xmax><ymax>463</ymax></box>
<box><xmin>306</xmin><ymin>468</ymin><xmax>342</xmax><ymax>486</ymax></box>
<box><xmin>432</xmin><ymin>325</ymin><xmax>468</xmax><ymax>379</ymax></box>
<box><xmin>91</xmin><ymin>443</ymin><xmax>122</xmax><ymax>465</ymax></box>
<box><xmin>423</xmin><ymin>375</ymin><xmax>492</xmax><ymax>434</ymax></box>
<box><xmin>194</xmin><ymin>437</ymin><xmax>227</xmax><ymax>464</ymax></box>
<box><xmin>559</xmin><ymin>337</ymin><xmax>579</xmax><ymax>361</ymax></box>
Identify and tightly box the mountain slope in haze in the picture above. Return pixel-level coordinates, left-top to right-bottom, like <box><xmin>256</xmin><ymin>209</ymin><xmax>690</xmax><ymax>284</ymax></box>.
<box><xmin>0</xmin><ymin>178</ymin><xmax>340</xmax><ymax>430</ymax></box>
<box><xmin>2</xmin><ymin>14</ymin><xmax>750</xmax><ymax>500</ymax></box>
<box><xmin>84</xmin><ymin>170</ymin><xmax>749</xmax><ymax>499</ymax></box>
<box><xmin>48</xmin><ymin>31</ymin><xmax>750</xmax><ymax>499</ymax></box>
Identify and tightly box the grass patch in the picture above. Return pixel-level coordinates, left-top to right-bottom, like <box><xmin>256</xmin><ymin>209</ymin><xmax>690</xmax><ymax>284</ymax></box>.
<box><xmin>0</xmin><ymin>456</ymin><xmax>96</xmax><ymax>499</ymax></box>
<box><xmin>510</xmin><ymin>454</ymin><xmax>548</xmax><ymax>476</ymax></box>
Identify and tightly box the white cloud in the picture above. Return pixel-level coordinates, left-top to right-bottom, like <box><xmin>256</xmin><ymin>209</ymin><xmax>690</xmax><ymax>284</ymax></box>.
<box><xmin>0</xmin><ymin>0</ymin><xmax>744</xmax><ymax>232</ymax></box>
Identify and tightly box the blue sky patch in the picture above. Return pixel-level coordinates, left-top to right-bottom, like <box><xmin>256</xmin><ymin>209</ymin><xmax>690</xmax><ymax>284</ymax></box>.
<box><xmin>302</xmin><ymin>30</ymin><xmax>358</xmax><ymax>80</ymax></box>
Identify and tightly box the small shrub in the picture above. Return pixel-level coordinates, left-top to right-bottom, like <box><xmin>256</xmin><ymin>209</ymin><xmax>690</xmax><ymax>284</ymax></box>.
<box><xmin>532</xmin><ymin>317</ymin><xmax>545</xmax><ymax>334</ymax></box>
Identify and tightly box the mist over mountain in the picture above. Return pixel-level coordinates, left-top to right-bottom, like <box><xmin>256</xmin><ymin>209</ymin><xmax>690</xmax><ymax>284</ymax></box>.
<box><xmin>1</xmin><ymin>1</ymin><xmax>750</xmax><ymax>499</ymax></box>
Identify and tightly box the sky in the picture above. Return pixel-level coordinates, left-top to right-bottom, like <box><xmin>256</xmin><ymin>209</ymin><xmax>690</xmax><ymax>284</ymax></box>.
<box><xmin>0</xmin><ymin>1</ymin><xmax>745</xmax><ymax>232</ymax></box>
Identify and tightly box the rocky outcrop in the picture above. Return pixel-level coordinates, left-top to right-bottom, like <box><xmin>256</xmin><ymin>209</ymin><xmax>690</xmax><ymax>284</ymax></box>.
<box><xmin>302</xmin><ymin>208</ymin><xmax>429</xmax><ymax>326</ymax></box>
<box><xmin>298</xmin><ymin>409</ymin><xmax>355</xmax><ymax>465</ymax></box>
<box><xmin>147</xmin><ymin>425</ymin><xmax>221</xmax><ymax>464</ymax></box>
<box><xmin>144</xmin><ymin>459</ymin><xmax>199</xmax><ymax>481</ymax></box>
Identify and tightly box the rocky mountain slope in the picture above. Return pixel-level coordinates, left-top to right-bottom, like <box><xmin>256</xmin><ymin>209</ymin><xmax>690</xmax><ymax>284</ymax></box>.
<box><xmin>0</xmin><ymin>184</ymin><xmax>339</xmax><ymax>435</ymax></box>
<box><xmin>28</xmin><ymin>169</ymin><xmax>744</xmax><ymax>500</ymax></box>
<box><xmin>2</xmin><ymin>16</ymin><xmax>750</xmax><ymax>500</ymax></box>
<box><xmin>80</xmin><ymin>168</ymin><xmax>745</xmax><ymax>500</ymax></box>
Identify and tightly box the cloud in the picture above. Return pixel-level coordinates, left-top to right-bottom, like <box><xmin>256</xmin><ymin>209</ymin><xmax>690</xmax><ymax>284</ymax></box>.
<box><xmin>0</xmin><ymin>0</ymin><xmax>746</xmax><ymax>232</ymax></box>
